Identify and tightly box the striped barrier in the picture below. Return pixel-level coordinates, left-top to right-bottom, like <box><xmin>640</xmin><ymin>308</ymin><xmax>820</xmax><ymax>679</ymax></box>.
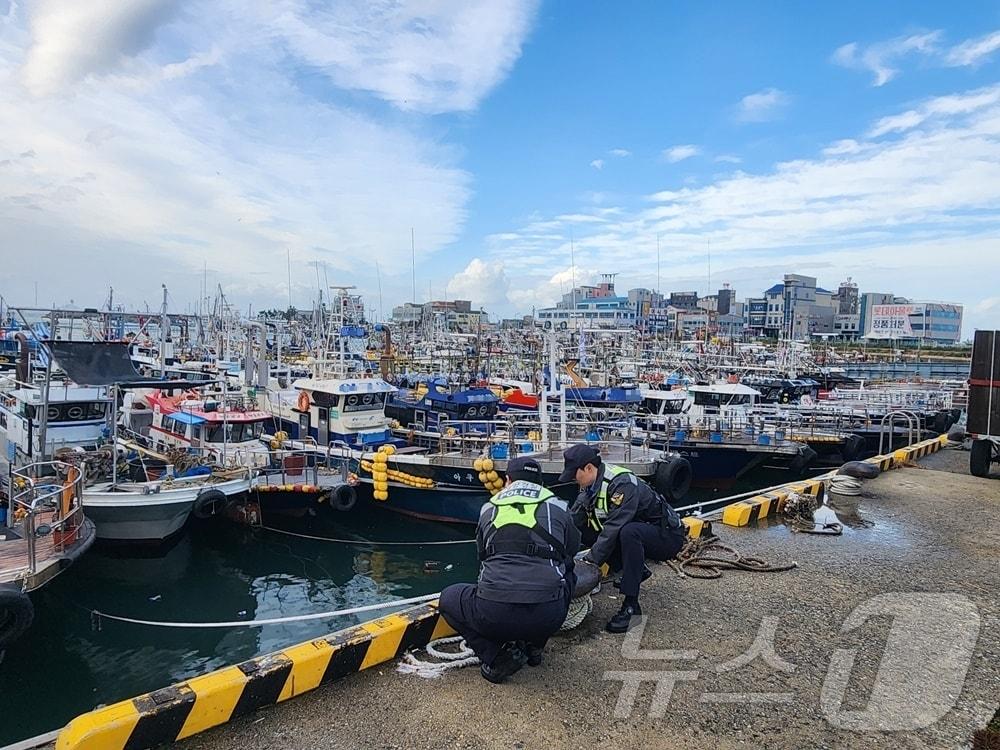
<box><xmin>722</xmin><ymin>434</ymin><xmax>950</xmax><ymax>528</ymax></box>
<box><xmin>681</xmin><ymin>516</ymin><xmax>713</xmax><ymax>538</ymax></box>
<box><xmin>722</xmin><ymin>479</ymin><xmax>825</xmax><ymax>528</ymax></box>
<box><xmin>57</xmin><ymin>603</ymin><xmax>455</xmax><ymax>750</ymax></box>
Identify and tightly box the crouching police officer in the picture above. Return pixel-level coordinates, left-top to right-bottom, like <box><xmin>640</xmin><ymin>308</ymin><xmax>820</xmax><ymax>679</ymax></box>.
<box><xmin>439</xmin><ymin>457</ymin><xmax>580</xmax><ymax>683</ymax></box>
<box><xmin>559</xmin><ymin>444</ymin><xmax>686</xmax><ymax>633</ymax></box>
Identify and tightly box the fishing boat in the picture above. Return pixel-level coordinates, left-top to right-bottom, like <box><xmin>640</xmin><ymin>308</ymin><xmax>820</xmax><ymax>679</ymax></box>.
<box><xmin>0</xmin><ymin>461</ymin><xmax>96</xmax><ymax>652</ymax></box>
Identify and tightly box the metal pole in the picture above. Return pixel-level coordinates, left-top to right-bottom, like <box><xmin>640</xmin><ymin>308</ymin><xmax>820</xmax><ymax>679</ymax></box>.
<box><xmin>112</xmin><ymin>384</ymin><xmax>119</xmax><ymax>487</ymax></box>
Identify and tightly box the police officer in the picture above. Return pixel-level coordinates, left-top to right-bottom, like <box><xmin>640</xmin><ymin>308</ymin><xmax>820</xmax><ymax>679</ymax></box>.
<box><xmin>439</xmin><ymin>457</ymin><xmax>580</xmax><ymax>683</ymax></box>
<box><xmin>559</xmin><ymin>444</ymin><xmax>686</xmax><ymax>633</ymax></box>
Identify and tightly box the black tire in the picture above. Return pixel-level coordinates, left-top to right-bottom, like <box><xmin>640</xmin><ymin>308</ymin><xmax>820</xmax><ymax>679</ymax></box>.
<box><xmin>838</xmin><ymin>461</ymin><xmax>881</xmax><ymax>479</ymax></box>
<box><xmin>933</xmin><ymin>410</ymin><xmax>954</xmax><ymax>435</ymax></box>
<box><xmin>0</xmin><ymin>586</ymin><xmax>34</xmax><ymax>651</ymax></box>
<box><xmin>654</xmin><ymin>457</ymin><xmax>692</xmax><ymax>502</ymax></box>
<box><xmin>839</xmin><ymin>435</ymin><xmax>863</xmax><ymax>462</ymax></box>
<box><xmin>970</xmin><ymin>439</ymin><xmax>993</xmax><ymax>478</ymax></box>
<box><xmin>950</xmin><ymin>408</ymin><xmax>963</xmax><ymax>424</ymax></box>
<box><xmin>192</xmin><ymin>489</ymin><xmax>228</xmax><ymax>519</ymax></box>
<box><xmin>790</xmin><ymin>446</ymin><xmax>818</xmax><ymax>475</ymax></box>
<box><xmin>329</xmin><ymin>484</ymin><xmax>357</xmax><ymax>512</ymax></box>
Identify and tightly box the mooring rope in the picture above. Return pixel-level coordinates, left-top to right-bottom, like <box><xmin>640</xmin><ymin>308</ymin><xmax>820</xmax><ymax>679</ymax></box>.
<box><xmin>670</xmin><ymin>536</ymin><xmax>798</xmax><ymax>579</ymax></box>
<box><xmin>91</xmin><ymin>593</ymin><xmax>442</xmax><ymax>629</ymax></box>
<box><xmin>257</xmin><ymin>525</ymin><xmax>476</xmax><ymax>546</ymax></box>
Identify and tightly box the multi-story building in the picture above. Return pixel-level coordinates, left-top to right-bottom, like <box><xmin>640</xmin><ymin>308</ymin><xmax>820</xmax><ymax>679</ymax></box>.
<box><xmin>536</xmin><ymin>274</ymin><xmax>636</xmax><ymax>329</ymax></box>
<box><xmin>669</xmin><ymin>291</ymin><xmax>699</xmax><ymax>310</ymax></box>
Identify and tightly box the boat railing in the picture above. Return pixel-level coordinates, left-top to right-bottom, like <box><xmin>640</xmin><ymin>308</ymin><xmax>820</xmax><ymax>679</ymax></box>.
<box><xmin>256</xmin><ymin>446</ymin><xmax>351</xmax><ymax>487</ymax></box>
<box><xmin>434</xmin><ymin>417</ymin><xmax>648</xmax><ymax>462</ymax></box>
<box><xmin>6</xmin><ymin>461</ymin><xmax>86</xmax><ymax>578</ymax></box>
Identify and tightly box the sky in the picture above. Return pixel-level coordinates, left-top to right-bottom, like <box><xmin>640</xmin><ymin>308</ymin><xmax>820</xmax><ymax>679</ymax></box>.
<box><xmin>2</xmin><ymin>1</ymin><xmax>1000</xmax><ymax>337</ymax></box>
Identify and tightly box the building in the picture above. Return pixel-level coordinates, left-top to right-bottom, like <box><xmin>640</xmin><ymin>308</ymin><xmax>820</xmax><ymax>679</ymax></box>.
<box><xmin>864</xmin><ymin>300</ymin><xmax>964</xmax><ymax>345</ymax></box>
<box><xmin>536</xmin><ymin>274</ymin><xmax>637</xmax><ymax>329</ymax></box>
<box><xmin>833</xmin><ymin>278</ymin><xmax>861</xmax><ymax>339</ymax></box>
<box><xmin>391</xmin><ymin>299</ymin><xmax>484</xmax><ymax>333</ymax></box>
<box><xmin>746</xmin><ymin>297</ymin><xmax>767</xmax><ymax>336</ymax></box>
<box><xmin>668</xmin><ymin>291</ymin><xmax>699</xmax><ymax>310</ymax></box>
<box><xmin>627</xmin><ymin>288</ymin><xmax>665</xmax><ymax>324</ymax></box>
<box><xmin>390</xmin><ymin>302</ymin><xmax>423</xmax><ymax>327</ymax></box>
<box><xmin>717</xmin><ymin>285</ymin><xmax>737</xmax><ymax>316</ymax></box>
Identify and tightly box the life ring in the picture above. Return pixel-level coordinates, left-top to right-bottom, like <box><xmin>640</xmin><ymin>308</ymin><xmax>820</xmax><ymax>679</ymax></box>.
<box><xmin>653</xmin><ymin>456</ymin><xmax>692</xmax><ymax>502</ymax></box>
<box><xmin>192</xmin><ymin>489</ymin><xmax>228</xmax><ymax>519</ymax></box>
<box><xmin>297</xmin><ymin>391</ymin><xmax>310</xmax><ymax>412</ymax></box>
<box><xmin>0</xmin><ymin>585</ymin><xmax>34</xmax><ymax>652</ymax></box>
<box><xmin>329</xmin><ymin>484</ymin><xmax>357</xmax><ymax>512</ymax></box>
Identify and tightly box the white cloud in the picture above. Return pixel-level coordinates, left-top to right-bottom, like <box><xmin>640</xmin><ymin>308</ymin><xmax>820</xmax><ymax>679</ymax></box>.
<box><xmin>22</xmin><ymin>0</ymin><xmax>181</xmax><ymax>96</ymax></box>
<box><xmin>868</xmin><ymin>85</ymin><xmax>1000</xmax><ymax>136</ymax></box>
<box><xmin>662</xmin><ymin>145</ymin><xmax>700</xmax><ymax>163</ymax></box>
<box><xmin>609</xmin><ymin>148</ymin><xmax>631</xmax><ymax>157</ymax></box>
<box><xmin>945</xmin><ymin>30</ymin><xmax>1000</xmax><ymax>67</ymax></box>
<box><xmin>736</xmin><ymin>87</ymin><xmax>790</xmax><ymax>122</ymax></box>
<box><xmin>714</xmin><ymin>154</ymin><xmax>743</xmax><ymax>164</ymax></box>
<box><xmin>261</xmin><ymin>0</ymin><xmax>540</xmax><ymax>114</ymax></box>
<box><xmin>483</xmin><ymin>83</ymin><xmax>1000</xmax><ymax>331</ymax></box>
<box><xmin>0</xmin><ymin>0</ymin><xmax>538</xmax><ymax>312</ymax></box>
<box><xmin>445</xmin><ymin>258</ymin><xmax>510</xmax><ymax>308</ymax></box>
<box><xmin>822</xmin><ymin>139</ymin><xmax>864</xmax><ymax>156</ymax></box>
<box><xmin>589</xmin><ymin>159</ymin><xmax>604</xmax><ymax>170</ymax></box>
<box><xmin>832</xmin><ymin>31</ymin><xmax>940</xmax><ymax>86</ymax></box>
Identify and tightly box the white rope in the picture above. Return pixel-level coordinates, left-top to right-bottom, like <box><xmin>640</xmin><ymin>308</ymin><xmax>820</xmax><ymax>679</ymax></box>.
<box><xmin>92</xmin><ymin>593</ymin><xmax>441</xmax><ymax>629</ymax></box>
<box><xmin>830</xmin><ymin>476</ymin><xmax>863</xmax><ymax>496</ymax></box>
<box><xmin>559</xmin><ymin>595</ymin><xmax>593</xmax><ymax>631</ymax></box>
<box><xmin>258</xmin><ymin>525</ymin><xmax>475</xmax><ymax>546</ymax></box>
<box><xmin>397</xmin><ymin>636</ymin><xmax>479</xmax><ymax>679</ymax></box>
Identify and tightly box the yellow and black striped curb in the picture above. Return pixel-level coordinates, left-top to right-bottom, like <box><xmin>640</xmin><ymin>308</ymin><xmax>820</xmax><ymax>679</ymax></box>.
<box><xmin>721</xmin><ymin>434</ymin><xmax>950</xmax><ymax>528</ymax></box>
<box><xmin>57</xmin><ymin>603</ymin><xmax>456</xmax><ymax>750</ymax></box>
<box><xmin>681</xmin><ymin>515</ymin><xmax>713</xmax><ymax>538</ymax></box>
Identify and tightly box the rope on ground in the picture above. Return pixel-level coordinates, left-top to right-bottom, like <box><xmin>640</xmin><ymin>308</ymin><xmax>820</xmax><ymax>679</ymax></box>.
<box><xmin>782</xmin><ymin>492</ymin><xmax>844</xmax><ymax>536</ymax></box>
<box><xmin>669</xmin><ymin>535</ymin><xmax>798</xmax><ymax>579</ymax></box>
<box><xmin>829</xmin><ymin>475</ymin><xmax>862</xmax><ymax>496</ymax></box>
<box><xmin>257</xmin><ymin>525</ymin><xmax>476</xmax><ymax>546</ymax></box>
<box><xmin>397</xmin><ymin>635</ymin><xmax>480</xmax><ymax>679</ymax></box>
<box><xmin>90</xmin><ymin>592</ymin><xmax>441</xmax><ymax>629</ymax></box>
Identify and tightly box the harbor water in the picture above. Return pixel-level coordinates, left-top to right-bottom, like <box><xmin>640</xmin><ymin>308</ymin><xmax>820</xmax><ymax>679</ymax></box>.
<box><xmin>2</xmin><ymin>466</ymin><xmax>807</xmax><ymax>745</ymax></box>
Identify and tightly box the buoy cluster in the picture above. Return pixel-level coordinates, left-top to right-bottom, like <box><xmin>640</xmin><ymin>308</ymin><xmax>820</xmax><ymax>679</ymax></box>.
<box><xmin>269</xmin><ymin>431</ymin><xmax>288</xmax><ymax>450</ymax></box>
<box><xmin>361</xmin><ymin>445</ymin><xmax>435</xmax><ymax>501</ymax></box>
<box><xmin>474</xmin><ymin>457</ymin><xmax>504</xmax><ymax>495</ymax></box>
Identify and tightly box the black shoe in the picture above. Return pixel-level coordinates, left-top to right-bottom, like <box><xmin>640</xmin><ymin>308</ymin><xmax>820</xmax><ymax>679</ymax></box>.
<box><xmin>525</xmin><ymin>644</ymin><xmax>544</xmax><ymax>667</ymax></box>
<box><xmin>605</xmin><ymin>602</ymin><xmax>642</xmax><ymax>633</ymax></box>
<box><xmin>613</xmin><ymin>565</ymin><xmax>653</xmax><ymax>591</ymax></box>
<box><xmin>479</xmin><ymin>644</ymin><xmax>527</xmax><ymax>684</ymax></box>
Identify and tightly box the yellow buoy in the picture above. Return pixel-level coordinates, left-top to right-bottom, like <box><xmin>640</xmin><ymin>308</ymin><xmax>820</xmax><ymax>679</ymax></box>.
<box><xmin>473</xmin><ymin>458</ymin><xmax>485</xmax><ymax>472</ymax></box>
<box><xmin>482</xmin><ymin>458</ymin><xmax>494</xmax><ymax>472</ymax></box>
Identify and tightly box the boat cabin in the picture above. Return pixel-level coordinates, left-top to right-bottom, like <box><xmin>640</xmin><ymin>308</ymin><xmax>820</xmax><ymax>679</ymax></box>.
<box><xmin>282</xmin><ymin>377</ymin><xmax>397</xmax><ymax>448</ymax></box>
<box><xmin>0</xmin><ymin>380</ymin><xmax>110</xmax><ymax>460</ymax></box>
<box><xmin>146</xmin><ymin>391</ymin><xmax>272</xmax><ymax>464</ymax></box>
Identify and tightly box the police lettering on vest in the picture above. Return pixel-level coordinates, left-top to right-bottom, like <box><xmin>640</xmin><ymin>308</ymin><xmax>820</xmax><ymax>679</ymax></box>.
<box><xmin>484</xmin><ymin>481</ymin><xmax>567</xmax><ymax>561</ymax></box>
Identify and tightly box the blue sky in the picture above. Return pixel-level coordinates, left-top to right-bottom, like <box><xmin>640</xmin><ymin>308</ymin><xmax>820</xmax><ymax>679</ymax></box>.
<box><xmin>2</xmin><ymin>1</ymin><xmax>1000</xmax><ymax>335</ymax></box>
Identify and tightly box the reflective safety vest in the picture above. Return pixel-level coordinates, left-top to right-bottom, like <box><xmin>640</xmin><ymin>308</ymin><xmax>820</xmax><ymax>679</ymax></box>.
<box><xmin>588</xmin><ymin>463</ymin><xmax>683</xmax><ymax>532</ymax></box>
<box><xmin>589</xmin><ymin>463</ymin><xmax>633</xmax><ymax>531</ymax></box>
<box><xmin>484</xmin><ymin>482</ymin><xmax>566</xmax><ymax>561</ymax></box>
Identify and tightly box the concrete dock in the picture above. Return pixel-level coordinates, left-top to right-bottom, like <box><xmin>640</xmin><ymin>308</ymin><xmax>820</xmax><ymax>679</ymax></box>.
<box><xmin>165</xmin><ymin>446</ymin><xmax>999</xmax><ymax>750</ymax></box>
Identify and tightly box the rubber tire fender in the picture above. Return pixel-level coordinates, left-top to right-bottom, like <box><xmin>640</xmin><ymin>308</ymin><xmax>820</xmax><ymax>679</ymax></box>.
<box><xmin>838</xmin><ymin>461</ymin><xmax>881</xmax><ymax>480</ymax></box>
<box><xmin>329</xmin><ymin>484</ymin><xmax>357</xmax><ymax>512</ymax></box>
<box><xmin>192</xmin><ymin>489</ymin><xmax>229</xmax><ymax>520</ymax></box>
<box><xmin>840</xmin><ymin>434</ymin><xmax>864</xmax><ymax>462</ymax></box>
<box><xmin>970</xmin><ymin>439</ymin><xmax>993</xmax><ymax>478</ymax></box>
<box><xmin>654</xmin><ymin>456</ymin><xmax>692</xmax><ymax>502</ymax></box>
<box><xmin>0</xmin><ymin>585</ymin><xmax>34</xmax><ymax>652</ymax></box>
<box><xmin>933</xmin><ymin>410</ymin><xmax>954</xmax><ymax>435</ymax></box>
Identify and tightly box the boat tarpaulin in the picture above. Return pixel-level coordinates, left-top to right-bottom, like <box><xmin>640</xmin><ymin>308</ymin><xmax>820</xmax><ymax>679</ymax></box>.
<box><xmin>43</xmin><ymin>341</ymin><xmax>214</xmax><ymax>389</ymax></box>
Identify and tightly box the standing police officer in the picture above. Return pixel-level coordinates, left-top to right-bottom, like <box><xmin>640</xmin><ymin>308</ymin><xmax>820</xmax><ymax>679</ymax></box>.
<box><xmin>439</xmin><ymin>457</ymin><xmax>580</xmax><ymax>683</ymax></box>
<box><xmin>559</xmin><ymin>444</ymin><xmax>687</xmax><ymax>633</ymax></box>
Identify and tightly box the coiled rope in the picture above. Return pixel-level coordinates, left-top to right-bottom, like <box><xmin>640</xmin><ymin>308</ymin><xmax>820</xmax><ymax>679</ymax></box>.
<box><xmin>829</xmin><ymin>475</ymin><xmax>863</xmax><ymax>496</ymax></box>
<box><xmin>397</xmin><ymin>636</ymin><xmax>479</xmax><ymax>678</ymax></box>
<box><xmin>670</xmin><ymin>536</ymin><xmax>798</xmax><ymax>579</ymax></box>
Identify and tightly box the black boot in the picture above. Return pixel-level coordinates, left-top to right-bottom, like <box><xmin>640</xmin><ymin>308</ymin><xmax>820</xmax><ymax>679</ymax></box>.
<box><xmin>479</xmin><ymin>642</ymin><xmax>528</xmax><ymax>684</ymax></box>
<box><xmin>525</xmin><ymin>643</ymin><xmax>544</xmax><ymax>667</ymax></box>
<box><xmin>606</xmin><ymin>597</ymin><xmax>642</xmax><ymax>633</ymax></box>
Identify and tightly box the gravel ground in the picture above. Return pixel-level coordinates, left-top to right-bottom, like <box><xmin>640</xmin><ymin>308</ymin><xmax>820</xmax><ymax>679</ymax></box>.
<box><xmin>173</xmin><ymin>446</ymin><xmax>1000</xmax><ymax>750</ymax></box>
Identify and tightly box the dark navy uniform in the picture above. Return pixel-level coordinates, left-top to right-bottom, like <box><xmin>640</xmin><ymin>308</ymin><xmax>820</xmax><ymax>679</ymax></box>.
<box><xmin>439</xmin><ymin>477</ymin><xmax>580</xmax><ymax>670</ymax></box>
<box><xmin>572</xmin><ymin>462</ymin><xmax>686</xmax><ymax>597</ymax></box>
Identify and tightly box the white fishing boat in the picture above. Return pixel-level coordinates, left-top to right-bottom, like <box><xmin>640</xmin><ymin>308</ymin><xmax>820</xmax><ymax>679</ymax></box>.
<box><xmin>82</xmin><ymin>470</ymin><xmax>252</xmax><ymax>542</ymax></box>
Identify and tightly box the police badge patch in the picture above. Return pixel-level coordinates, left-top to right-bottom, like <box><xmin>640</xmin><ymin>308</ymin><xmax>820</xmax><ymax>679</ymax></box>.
<box><xmin>611</xmin><ymin>492</ymin><xmax>625</xmax><ymax>506</ymax></box>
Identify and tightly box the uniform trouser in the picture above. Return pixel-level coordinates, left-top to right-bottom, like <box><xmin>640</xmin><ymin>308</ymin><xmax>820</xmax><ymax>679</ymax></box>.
<box><xmin>439</xmin><ymin>583</ymin><xmax>570</xmax><ymax>667</ymax></box>
<box><xmin>612</xmin><ymin>522</ymin><xmax>686</xmax><ymax>598</ymax></box>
